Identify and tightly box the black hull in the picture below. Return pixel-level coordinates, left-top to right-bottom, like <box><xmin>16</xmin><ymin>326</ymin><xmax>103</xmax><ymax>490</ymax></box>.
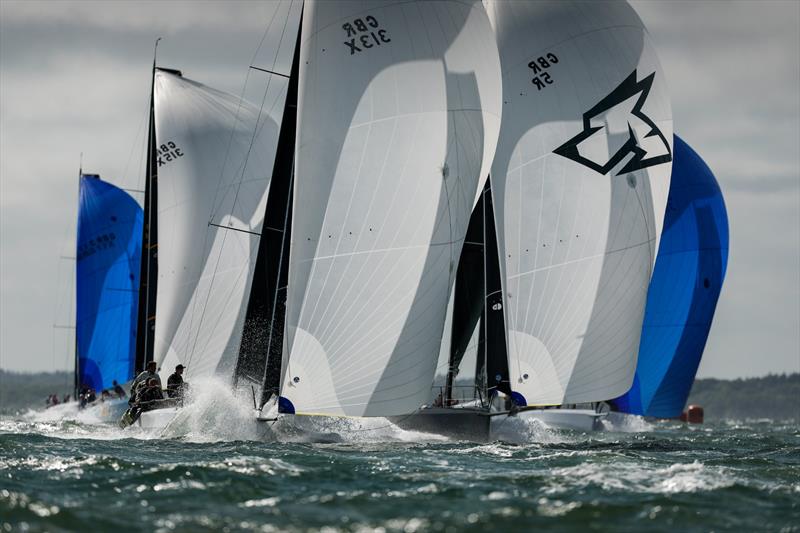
<box><xmin>390</xmin><ymin>408</ymin><xmax>490</xmax><ymax>442</ymax></box>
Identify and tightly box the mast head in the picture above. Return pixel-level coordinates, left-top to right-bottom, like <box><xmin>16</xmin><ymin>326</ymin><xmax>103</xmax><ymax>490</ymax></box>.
<box><xmin>153</xmin><ymin>37</ymin><xmax>162</xmax><ymax>67</ymax></box>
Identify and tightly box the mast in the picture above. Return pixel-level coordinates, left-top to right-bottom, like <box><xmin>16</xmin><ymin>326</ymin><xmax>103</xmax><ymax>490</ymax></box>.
<box><xmin>134</xmin><ymin>38</ymin><xmax>161</xmax><ymax>374</ymax></box>
<box><xmin>256</xmin><ymin>28</ymin><xmax>301</xmax><ymax>408</ymax></box>
<box><xmin>231</xmin><ymin>19</ymin><xmax>301</xmax><ymax>403</ymax></box>
<box><xmin>445</xmin><ymin>188</ymin><xmax>486</xmax><ymax>404</ymax></box>
<box><xmin>477</xmin><ymin>182</ymin><xmax>489</xmax><ymax>400</ymax></box>
<box><xmin>483</xmin><ymin>178</ymin><xmax>511</xmax><ymax>398</ymax></box>
<box><xmin>74</xmin><ymin>154</ymin><xmax>82</xmax><ymax>400</ymax></box>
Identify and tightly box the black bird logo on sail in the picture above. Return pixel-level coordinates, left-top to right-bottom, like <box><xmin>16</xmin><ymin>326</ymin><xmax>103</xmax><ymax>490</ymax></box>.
<box><xmin>553</xmin><ymin>70</ymin><xmax>672</xmax><ymax>176</ymax></box>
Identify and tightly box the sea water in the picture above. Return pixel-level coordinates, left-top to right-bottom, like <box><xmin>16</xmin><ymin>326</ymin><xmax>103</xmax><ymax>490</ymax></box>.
<box><xmin>1</xmin><ymin>385</ymin><xmax>798</xmax><ymax>532</ymax></box>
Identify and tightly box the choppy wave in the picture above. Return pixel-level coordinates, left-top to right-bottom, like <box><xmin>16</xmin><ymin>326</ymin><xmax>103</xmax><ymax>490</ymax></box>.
<box><xmin>2</xmin><ymin>400</ymin><xmax>798</xmax><ymax>532</ymax></box>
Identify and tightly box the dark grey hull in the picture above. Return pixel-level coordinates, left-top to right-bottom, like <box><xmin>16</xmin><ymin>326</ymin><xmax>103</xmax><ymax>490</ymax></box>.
<box><xmin>390</xmin><ymin>408</ymin><xmax>490</xmax><ymax>442</ymax></box>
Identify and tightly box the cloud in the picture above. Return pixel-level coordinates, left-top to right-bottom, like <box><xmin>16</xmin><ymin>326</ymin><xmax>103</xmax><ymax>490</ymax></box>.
<box><xmin>0</xmin><ymin>0</ymin><xmax>279</xmax><ymax>33</ymax></box>
<box><xmin>0</xmin><ymin>0</ymin><xmax>798</xmax><ymax>379</ymax></box>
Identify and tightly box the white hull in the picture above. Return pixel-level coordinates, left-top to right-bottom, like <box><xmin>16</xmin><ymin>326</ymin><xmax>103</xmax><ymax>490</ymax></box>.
<box><xmin>87</xmin><ymin>398</ymin><xmax>129</xmax><ymax>423</ymax></box>
<box><xmin>137</xmin><ymin>407</ymin><xmax>181</xmax><ymax>430</ymax></box>
<box><xmin>516</xmin><ymin>408</ymin><xmax>605</xmax><ymax>432</ymax></box>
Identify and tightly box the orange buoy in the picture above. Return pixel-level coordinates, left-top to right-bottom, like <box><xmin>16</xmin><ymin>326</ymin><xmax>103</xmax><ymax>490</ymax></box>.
<box><xmin>684</xmin><ymin>405</ymin><xmax>704</xmax><ymax>424</ymax></box>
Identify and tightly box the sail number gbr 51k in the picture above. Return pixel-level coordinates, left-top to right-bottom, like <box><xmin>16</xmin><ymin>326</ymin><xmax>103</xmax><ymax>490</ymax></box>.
<box><xmin>343</xmin><ymin>16</ymin><xmax>391</xmax><ymax>55</ymax></box>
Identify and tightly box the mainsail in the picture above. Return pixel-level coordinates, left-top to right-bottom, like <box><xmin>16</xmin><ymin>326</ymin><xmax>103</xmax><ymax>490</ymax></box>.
<box><xmin>279</xmin><ymin>0</ymin><xmax>502</xmax><ymax>416</ymax></box>
<box><xmin>444</xmin><ymin>178</ymin><xmax>510</xmax><ymax>403</ymax></box>
<box><xmin>614</xmin><ymin>135</ymin><xmax>729</xmax><ymax>418</ymax></box>
<box><xmin>76</xmin><ymin>174</ymin><xmax>143</xmax><ymax>391</ymax></box>
<box><xmin>152</xmin><ymin>69</ymin><xmax>284</xmax><ymax>379</ymax></box>
<box><xmin>486</xmin><ymin>0</ymin><xmax>673</xmax><ymax>406</ymax></box>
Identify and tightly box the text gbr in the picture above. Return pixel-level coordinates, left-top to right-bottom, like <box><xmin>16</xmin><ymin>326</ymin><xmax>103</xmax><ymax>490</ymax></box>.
<box><xmin>343</xmin><ymin>16</ymin><xmax>391</xmax><ymax>55</ymax></box>
<box><xmin>157</xmin><ymin>141</ymin><xmax>184</xmax><ymax>167</ymax></box>
<box><xmin>529</xmin><ymin>53</ymin><xmax>559</xmax><ymax>90</ymax></box>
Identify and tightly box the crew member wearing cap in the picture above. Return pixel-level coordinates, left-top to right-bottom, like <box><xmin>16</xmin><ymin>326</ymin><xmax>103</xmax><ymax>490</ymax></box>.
<box><xmin>167</xmin><ymin>364</ymin><xmax>188</xmax><ymax>399</ymax></box>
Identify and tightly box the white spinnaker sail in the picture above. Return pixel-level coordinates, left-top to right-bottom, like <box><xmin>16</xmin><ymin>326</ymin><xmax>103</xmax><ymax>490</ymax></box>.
<box><xmin>280</xmin><ymin>0</ymin><xmax>502</xmax><ymax>416</ymax></box>
<box><xmin>486</xmin><ymin>1</ymin><xmax>673</xmax><ymax>406</ymax></box>
<box><xmin>153</xmin><ymin>70</ymin><xmax>284</xmax><ymax>379</ymax></box>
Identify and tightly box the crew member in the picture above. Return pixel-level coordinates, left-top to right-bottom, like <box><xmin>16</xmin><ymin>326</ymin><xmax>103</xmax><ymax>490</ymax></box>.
<box><xmin>130</xmin><ymin>361</ymin><xmax>161</xmax><ymax>403</ymax></box>
<box><xmin>112</xmin><ymin>380</ymin><xmax>127</xmax><ymax>399</ymax></box>
<box><xmin>118</xmin><ymin>378</ymin><xmax>164</xmax><ymax>428</ymax></box>
<box><xmin>167</xmin><ymin>364</ymin><xmax>188</xmax><ymax>399</ymax></box>
<box><xmin>137</xmin><ymin>378</ymin><xmax>165</xmax><ymax>408</ymax></box>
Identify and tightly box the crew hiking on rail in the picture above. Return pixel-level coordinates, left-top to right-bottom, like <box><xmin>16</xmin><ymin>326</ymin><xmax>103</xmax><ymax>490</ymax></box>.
<box><xmin>118</xmin><ymin>362</ymin><xmax>189</xmax><ymax>429</ymax></box>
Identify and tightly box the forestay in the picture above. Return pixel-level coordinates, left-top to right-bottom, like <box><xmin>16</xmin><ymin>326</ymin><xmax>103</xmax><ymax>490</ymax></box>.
<box><xmin>614</xmin><ymin>135</ymin><xmax>729</xmax><ymax>418</ymax></box>
<box><xmin>76</xmin><ymin>175</ymin><xmax>143</xmax><ymax>391</ymax></box>
<box><xmin>153</xmin><ymin>70</ymin><xmax>283</xmax><ymax>379</ymax></box>
<box><xmin>280</xmin><ymin>0</ymin><xmax>502</xmax><ymax>416</ymax></box>
<box><xmin>486</xmin><ymin>1</ymin><xmax>673</xmax><ymax>406</ymax></box>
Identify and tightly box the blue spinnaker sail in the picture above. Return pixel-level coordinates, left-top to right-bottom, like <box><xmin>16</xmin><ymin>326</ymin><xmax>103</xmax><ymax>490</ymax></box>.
<box><xmin>613</xmin><ymin>136</ymin><xmax>729</xmax><ymax>418</ymax></box>
<box><xmin>76</xmin><ymin>175</ymin><xmax>143</xmax><ymax>392</ymax></box>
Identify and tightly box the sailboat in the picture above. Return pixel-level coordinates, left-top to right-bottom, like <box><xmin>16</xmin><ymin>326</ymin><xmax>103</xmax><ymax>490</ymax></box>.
<box><xmin>612</xmin><ymin>135</ymin><xmax>729</xmax><ymax>419</ymax></box>
<box><xmin>121</xmin><ymin>0</ymin><xmax>684</xmax><ymax>440</ymax></box>
<box><xmin>75</xmin><ymin>172</ymin><xmax>143</xmax><ymax>417</ymax></box>
<box><xmin>388</xmin><ymin>0</ymin><xmax>674</xmax><ymax>439</ymax></box>
<box><xmin>484</xmin><ymin>0</ymin><xmax>673</xmax><ymax>432</ymax></box>
<box><xmin>263</xmin><ymin>0</ymin><xmax>502</xmax><ymax>422</ymax></box>
<box><xmin>125</xmin><ymin>5</ymin><xmax>302</xmax><ymax>428</ymax></box>
<box><xmin>390</xmin><ymin>177</ymin><xmax>509</xmax><ymax>439</ymax></box>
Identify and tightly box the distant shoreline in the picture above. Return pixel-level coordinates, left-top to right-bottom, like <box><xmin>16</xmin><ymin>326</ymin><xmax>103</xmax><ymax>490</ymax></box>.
<box><xmin>2</xmin><ymin>370</ymin><xmax>798</xmax><ymax>420</ymax></box>
<box><xmin>687</xmin><ymin>373</ymin><xmax>799</xmax><ymax>421</ymax></box>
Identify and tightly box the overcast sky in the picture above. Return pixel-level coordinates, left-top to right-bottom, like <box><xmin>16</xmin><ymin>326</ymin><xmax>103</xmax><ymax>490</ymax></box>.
<box><xmin>1</xmin><ymin>0</ymin><xmax>798</xmax><ymax>379</ymax></box>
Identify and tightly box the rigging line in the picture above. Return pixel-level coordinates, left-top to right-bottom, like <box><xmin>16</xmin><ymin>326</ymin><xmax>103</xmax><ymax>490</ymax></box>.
<box><xmin>187</xmin><ymin>1</ymin><xmax>294</xmax><ymax>362</ymax></box>
<box><xmin>121</xmin><ymin>96</ymin><xmax>150</xmax><ymax>191</ymax></box>
<box><xmin>249</xmin><ymin>65</ymin><xmax>290</xmax><ymax>78</ymax></box>
<box><xmin>210</xmin><ymin>0</ymin><xmax>292</xmax><ymax>225</ymax></box>
<box><xmin>208</xmin><ymin>222</ymin><xmax>261</xmax><ymax>237</ymax></box>
<box><xmin>206</xmin><ymin>0</ymin><xmax>284</xmax><ymax>225</ymax></box>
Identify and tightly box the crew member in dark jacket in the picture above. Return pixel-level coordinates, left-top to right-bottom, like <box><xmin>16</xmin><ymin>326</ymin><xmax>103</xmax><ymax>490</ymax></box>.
<box><xmin>137</xmin><ymin>378</ymin><xmax>165</xmax><ymax>409</ymax></box>
<box><xmin>130</xmin><ymin>361</ymin><xmax>161</xmax><ymax>404</ymax></box>
<box><xmin>167</xmin><ymin>364</ymin><xmax>188</xmax><ymax>399</ymax></box>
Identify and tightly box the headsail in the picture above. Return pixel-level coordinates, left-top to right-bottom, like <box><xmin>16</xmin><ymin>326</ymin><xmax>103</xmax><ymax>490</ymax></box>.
<box><xmin>152</xmin><ymin>70</ymin><xmax>283</xmax><ymax>379</ymax></box>
<box><xmin>613</xmin><ymin>135</ymin><xmax>729</xmax><ymax>418</ymax></box>
<box><xmin>280</xmin><ymin>0</ymin><xmax>502</xmax><ymax>416</ymax></box>
<box><xmin>76</xmin><ymin>174</ymin><xmax>143</xmax><ymax>391</ymax></box>
<box><xmin>486</xmin><ymin>0</ymin><xmax>673</xmax><ymax>406</ymax></box>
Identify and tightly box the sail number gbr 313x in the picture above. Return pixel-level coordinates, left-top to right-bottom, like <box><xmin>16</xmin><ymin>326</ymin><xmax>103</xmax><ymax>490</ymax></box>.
<box><xmin>343</xmin><ymin>16</ymin><xmax>391</xmax><ymax>55</ymax></box>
